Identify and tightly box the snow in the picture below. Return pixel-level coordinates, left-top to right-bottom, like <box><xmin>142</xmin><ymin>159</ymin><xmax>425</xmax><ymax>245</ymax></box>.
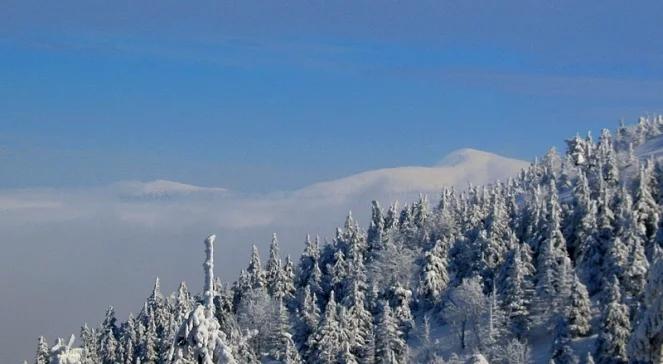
<box><xmin>296</xmin><ymin>148</ymin><xmax>528</xmax><ymax>199</ymax></box>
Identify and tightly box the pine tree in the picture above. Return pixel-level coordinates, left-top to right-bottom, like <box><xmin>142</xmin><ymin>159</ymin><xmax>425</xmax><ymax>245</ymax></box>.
<box><xmin>566</xmin><ymin>273</ymin><xmax>592</xmax><ymax>338</ymax></box>
<box><xmin>595</xmin><ymin>277</ymin><xmax>630</xmax><ymax>364</ymax></box>
<box><xmin>375</xmin><ymin>301</ymin><xmax>406</xmax><ymax>364</ymax></box>
<box><xmin>171</xmin><ymin>235</ymin><xmax>236</xmax><ymax>364</ymax></box>
<box><xmin>247</xmin><ymin>245</ymin><xmax>266</xmax><ymax>290</ymax></box>
<box><xmin>344</xmin><ymin>280</ymin><xmax>374</xmax><ymax>362</ymax></box>
<box><xmin>628</xmin><ymin>249</ymin><xmax>663</xmax><ymax>364</ymax></box>
<box><xmin>98</xmin><ymin>306</ymin><xmax>119</xmax><ymax>364</ymax></box>
<box><xmin>173</xmin><ymin>282</ymin><xmax>193</xmax><ymax>326</ymax></box>
<box><xmin>265</xmin><ymin>298</ymin><xmax>296</xmax><ymax>362</ymax></box>
<box><xmin>297</xmin><ymin>284</ymin><xmax>320</xmax><ymax>349</ymax></box>
<box><xmin>367</xmin><ymin>200</ymin><xmax>386</xmax><ymax>261</ymax></box>
<box><xmin>36</xmin><ymin>336</ymin><xmax>49</xmax><ymax>364</ymax></box>
<box><xmin>282</xmin><ymin>255</ymin><xmax>297</xmax><ymax>307</ymax></box>
<box><xmin>417</xmin><ymin>238</ymin><xmax>450</xmax><ymax>307</ymax></box>
<box><xmin>308</xmin><ymin>291</ymin><xmax>344</xmax><ymax>364</ymax></box>
<box><xmin>298</xmin><ymin>234</ymin><xmax>321</xmax><ymax>287</ymax></box>
<box><xmin>79</xmin><ymin>324</ymin><xmax>99</xmax><ymax>364</ymax></box>
<box><xmin>119</xmin><ymin>316</ymin><xmax>136</xmax><ymax>364</ymax></box>
<box><xmin>266</xmin><ymin>233</ymin><xmax>283</xmax><ymax>298</ymax></box>
<box><xmin>499</xmin><ymin>244</ymin><xmax>533</xmax><ymax>338</ymax></box>
<box><xmin>535</xmin><ymin>182</ymin><xmax>573</xmax><ymax>324</ymax></box>
<box><xmin>551</xmin><ymin>315</ymin><xmax>580</xmax><ymax>364</ymax></box>
<box><xmin>338</xmin><ymin>341</ymin><xmax>360</xmax><ymax>364</ymax></box>
<box><xmin>283</xmin><ymin>334</ymin><xmax>303</xmax><ymax>364</ymax></box>
<box><xmin>634</xmin><ymin>163</ymin><xmax>660</xmax><ymax>258</ymax></box>
<box><xmin>389</xmin><ymin>282</ymin><xmax>414</xmax><ymax>337</ymax></box>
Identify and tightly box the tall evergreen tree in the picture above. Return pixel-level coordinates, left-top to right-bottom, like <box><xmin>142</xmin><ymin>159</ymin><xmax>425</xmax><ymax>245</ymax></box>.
<box><xmin>628</xmin><ymin>249</ymin><xmax>663</xmax><ymax>364</ymax></box>
<box><xmin>595</xmin><ymin>277</ymin><xmax>631</xmax><ymax>364</ymax></box>
<box><xmin>374</xmin><ymin>301</ymin><xmax>406</xmax><ymax>364</ymax></box>
<box><xmin>308</xmin><ymin>291</ymin><xmax>344</xmax><ymax>364</ymax></box>
<box><xmin>417</xmin><ymin>238</ymin><xmax>450</xmax><ymax>307</ymax></box>
<box><xmin>98</xmin><ymin>306</ymin><xmax>119</xmax><ymax>364</ymax></box>
<box><xmin>36</xmin><ymin>336</ymin><xmax>49</xmax><ymax>364</ymax></box>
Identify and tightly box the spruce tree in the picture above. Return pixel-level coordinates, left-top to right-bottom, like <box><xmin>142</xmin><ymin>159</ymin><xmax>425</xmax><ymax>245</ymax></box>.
<box><xmin>308</xmin><ymin>291</ymin><xmax>344</xmax><ymax>364</ymax></box>
<box><xmin>566</xmin><ymin>273</ymin><xmax>592</xmax><ymax>338</ymax></box>
<box><xmin>417</xmin><ymin>238</ymin><xmax>450</xmax><ymax>307</ymax></box>
<box><xmin>98</xmin><ymin>306</ymin><xmax>119</xmax><ymax>364</ymax></box>
<box><xmin>628</xmin><ymin>249</ymin><xmax>663</xmax><ymax>364</ymax></box>
<box><xmin>499</xmin><ymin>244</ymin><xmax>532</xmax><ymax>338</ymax></box>
<box><xmin>595</xmin><ymin>277</ymin><xmax>630</xmax><ymax>364</ymax></box>
<box><xmin>375</xmin><ymin>301</ymin><xmax>406</xmax><ymax>364</ymax></box>
<box><xmin>247</xmin><ymin>245</ymin><xmax>266</xmax><ymax>290</ymax></box>
<box><xmin>36</xmin><ymin>336</ymin><xmax>49</xmax><ymax>364</ymax></box>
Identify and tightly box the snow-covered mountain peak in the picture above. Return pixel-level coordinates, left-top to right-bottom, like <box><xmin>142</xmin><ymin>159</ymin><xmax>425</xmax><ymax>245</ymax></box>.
<box><xmin>436</xmin><ymin>148</ymin><xmax>514</xmax><ymax>167</ymax></box>
<box><xmin>113</xmin><ymin>179</ymin><xmax>228</xmax><ymax>199</ymax></box>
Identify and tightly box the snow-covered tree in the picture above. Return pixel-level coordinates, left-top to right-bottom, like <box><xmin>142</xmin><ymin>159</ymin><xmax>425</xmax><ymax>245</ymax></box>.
<box><xmin>298</xmin><ymin>234</ymin><xmax>321</xmax><ymax>287</ymax></box>
<box><xmin>628</xmin><ymin>249</ymin><xmax>663</xmax><ymax>364</ymax></box>
<box><xmin>247</xmin><ymin>245</ymin><xmax>266</xmax><ymax>290</ymax></box>
<box><xmin>98</xmin><ymin>306</ymin><xmax>119</xmax><ymax>364</ymax></box>
<box><xmin>171</xmin><ymin>235</ymin><xmax>236</xmax><ymax>364</ymax></box>
<box><xmin>375</xmin><ymin>301</ymin><xmax>406</xmax><ymax>364</ymax></box>
<box><xmin>266</xmin><ymin>233</ymin><xmax>283</xmax><ymax>297</ymax></box>
<box><xmin>418</xmin><ymin>238</ymin><xmax>450</xmax><ymax>307</ymax></box>
<box><xmin>499</xmin><ymin>244</ymin><xmax>533</xmax><ymax>338</ymax></box>
<box><xmin>634</xmin><ymin>163</ymin><xmax>660</xmax><ymax>257</ymax></box>
<box><xmin>36</xmin><ymin>336</ymin><xmax>50</xmax><ymax>364</ymax></box>
<box><xmin>49</xmin><ymin>335</ymin><xmax>84</xmax><ymax>364</ymax></box>
<box><xmin>595</xmin><ymin>277</ymin><xmax>630</xmax><ymax>364</ymax></box>
<box><xmin>566</xmin><ymin>273</ymin><xmax>591</xmax><ymax>338</ymax></box>
<box><xmin>307</xmin><ymin>291</ymin><xmax>345</xmax><ymax>364</ymax></box>
<box><xmin>444</xmin><ymin>277</ymin><xmax>487</xmax><ymax>351</ymax></box>
<box><xmin>296</xmin><ymin>284</ymin><xmax>320</xmax><ymax>349</ymax></box>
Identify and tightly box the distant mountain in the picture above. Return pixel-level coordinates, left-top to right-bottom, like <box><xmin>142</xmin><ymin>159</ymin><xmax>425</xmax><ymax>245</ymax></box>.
<box><xmin>294</xmin><ymin>148</ymin><xmax>528</xmax><ymax>202</ymax></box>
<box><xmin>112</xmin><ymin>179</ymin><xmax>228</xmax><ymax>200</ymax></box>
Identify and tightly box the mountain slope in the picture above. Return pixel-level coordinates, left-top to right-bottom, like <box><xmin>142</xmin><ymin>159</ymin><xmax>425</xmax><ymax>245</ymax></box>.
<box><xmin>295</xmin><ymin>148</ymin><xmax>528</xmax><ymax>201</ymax></box>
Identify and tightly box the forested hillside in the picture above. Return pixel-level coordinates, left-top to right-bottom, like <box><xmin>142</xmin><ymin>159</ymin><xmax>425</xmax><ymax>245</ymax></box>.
<box><xmin>38</xmin><ymin>117</ymin><xmax>663</xmax><ymax>364</ymax></box>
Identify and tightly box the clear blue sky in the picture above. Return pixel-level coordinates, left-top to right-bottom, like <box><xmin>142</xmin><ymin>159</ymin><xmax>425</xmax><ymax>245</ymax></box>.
<box><xmin>1</xmin><ymin>1</ymin><xmax>662</xmax><ymax>192</ymax></box>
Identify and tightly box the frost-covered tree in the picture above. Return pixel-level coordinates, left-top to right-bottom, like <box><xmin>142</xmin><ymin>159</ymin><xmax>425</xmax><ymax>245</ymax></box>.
<box><xmin>493</xmin><ymin>338</ymin><xmax>532</xmax><ymax>364</ymax></box>
<box><xmin>367</xmin><ymin>200</ymin><xmax>386</xmax><ymax>261</ymax></box>
<box><xmin>265</xmin><ymin>298</ymin><xmax>296</xmax><ymax>362</ymax></box>
<box><xmin>266</xmin><ymin>233</ymin><xmax>283</xmax><ymax>297</ymax></box>
<box><xmin>444</xmin><ymin>277</ymin><xmax>487</xmax><ymax>351</ymax></box>
<box><xmin>296</xmin><ymin>284</ymin><xmax>320</xmax><ymax>350</ymax></box>
<box><xmin>388</xmin><ymin>282</ymin><xmax>414</xmax><ymax>337</ymax></box>
<box><xmin>307</xmin><ymin>291</ymin><xmax>344</xmax><ymax>364</ymax></box>
<box><xmin>49</xmin><ymin>335</ymin><xmax>84</xmax><ymax>364</ymax></box>
<box><xmin>595</xmin><ymin>277</ymin><xmax>630</xmax><ymax>364</ymax></box>
<box><xmin>628</xmin><ymin>250</ymin><xmax>663</xmax><ymax>364</ymax></box>
<box><xmin>298</xmin><ymin>234</ymin><xmax>321</xmax><ymax>288</ymax></box>
<box><xmin>535</xmin><ymin>183</ymin><xmax>574</xmax><ymax>325</ymax></box>
<box><xmin>247</xmin><ymin>245</ymin><xmax>266</xmax><ymax>290</ymax></box>
<box><xmin>36</xmin><ymin>336</ymin><xmax>50</xmax><ymax>364</ymax></box>
<box><xmin>499</xmin><ymin>244</ymin><xmax>533</xmax><ymax>338</ymax></box>
<box><xmin>343</xmin><ymin>281</ymin><xmax>374</xmax><ymax>361</ymax></box>
<box><xmin>634</xmin><ymin>163</ymin><xmax>660</xmax><ymax>257</ymax></box>
<box><xmin>375</xmin><ymin>301</ymin><xmax>406</xmax><ymax>364</ymax></box>
<box><xmin>566</xmin><ymin>273</ymin><xmax>591</xmax><ymax>338</ymax></box>
<box><xmin>171</xmin><ymin>235</ymin><xmax>236</xmax><ymax>364</ymax></box>
<box><xmin>418</xmin><ymin>238</ymin><xmax>450</xmax><ymax>307</ymax></box>
<box><xmin>98</xmin><ymin>306</ymin><xmax>119</xmax><ymax>364</ymax></box>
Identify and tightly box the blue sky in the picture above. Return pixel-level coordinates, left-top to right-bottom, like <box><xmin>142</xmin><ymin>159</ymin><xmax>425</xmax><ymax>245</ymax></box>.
<box><xmin>1</xmin><ymin>1</ymin><xmax>663</xmax><ymax>192</ymax></box>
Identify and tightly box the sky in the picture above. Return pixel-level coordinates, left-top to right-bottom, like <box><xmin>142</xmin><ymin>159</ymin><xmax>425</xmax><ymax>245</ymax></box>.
<box><xmin>1</xmin><ymin>1</ymin><xmax>663</xmax><ymax>362</ymax></box>
<box><xmin>2</xmin><ymin>1</ymin><xmax>662</xmax><ymax>192</ymax></box>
